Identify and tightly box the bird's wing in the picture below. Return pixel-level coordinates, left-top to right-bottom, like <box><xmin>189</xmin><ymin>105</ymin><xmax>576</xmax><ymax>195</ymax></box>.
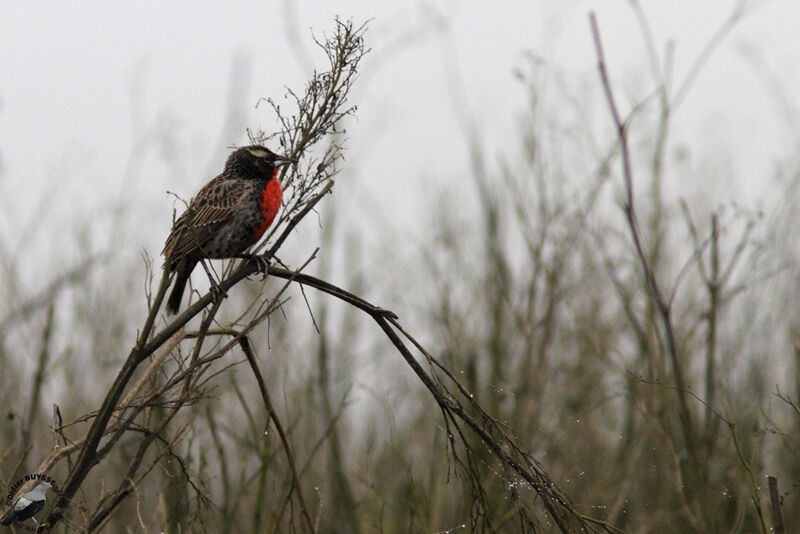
<box><xmin>162</xmin><ymin>176</ymin><xmax>249</xmax><ymax>265</ymax></box>
<box><xmin>14</xmin><ymin>496</ymin><xmax>33</xmax><ymax>512</ymax></box>
<box><xmin>14</xmin><ymin>499</ymin><xmax>44</xmax><ymax>522</ymax></box>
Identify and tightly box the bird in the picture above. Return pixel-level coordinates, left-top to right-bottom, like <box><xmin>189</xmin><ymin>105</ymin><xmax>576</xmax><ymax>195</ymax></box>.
<box><xmin>1</xmin><ymin>482</ymin><xmax>52</xmax><ymax>526</ymax></box>
<box><xmin>162</xmin><ymin>145</ymin><xmax>294</xmax><ymax>314</ymax></box>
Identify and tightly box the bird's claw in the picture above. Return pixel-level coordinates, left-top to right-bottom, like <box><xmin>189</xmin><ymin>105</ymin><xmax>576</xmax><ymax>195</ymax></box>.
<box><xmin>244</xmin><ymin>254</ymin><xmax>271</xmax><ymax>280</ymax></box>
<box><xmin>209</xmin><ymin>280</ymin><xmax>228</xmax><ymax>304</ymax></box>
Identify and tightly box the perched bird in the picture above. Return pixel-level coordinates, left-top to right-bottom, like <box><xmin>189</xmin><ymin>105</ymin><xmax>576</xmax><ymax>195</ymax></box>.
<box><xmin>162</xmin><ymin>145</ymin><xmax>294</xmax><ymax>314</ymax></box>
<box><xmin>1</xmin><ymin>482</ymin><xmax>52</xmax><ymax>526</ymax></box>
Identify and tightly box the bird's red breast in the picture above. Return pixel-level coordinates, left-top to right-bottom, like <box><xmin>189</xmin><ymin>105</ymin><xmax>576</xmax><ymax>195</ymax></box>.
<box><xmin>252</xmin><ymin>174</ymin><xmax>283</xmax><ymax>242</ymax></box>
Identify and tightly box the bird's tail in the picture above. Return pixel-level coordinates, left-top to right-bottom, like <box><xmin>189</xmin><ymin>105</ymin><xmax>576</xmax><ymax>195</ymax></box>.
<box><xmin>166</xmin><ymin>261</ymin><xmax>195</xmax><ymax>315</ymax></box>
<box><xmin>1</xmin><ymin>511</ymin><xmax>16</xmax><ymax>525</ymax></box>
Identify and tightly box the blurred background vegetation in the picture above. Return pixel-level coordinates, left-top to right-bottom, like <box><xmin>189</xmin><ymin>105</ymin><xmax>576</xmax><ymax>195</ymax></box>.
<box><xmin>1</xmin><ymin>4</ymin><xmax>798</xmax><ymax>533</ymax></box>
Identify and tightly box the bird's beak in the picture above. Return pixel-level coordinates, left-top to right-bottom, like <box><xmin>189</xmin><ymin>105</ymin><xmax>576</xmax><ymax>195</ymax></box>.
<box><xmin>274</xmin><ymin>154</ymin><xmax>297</xmax><ymax>166</ymax></box>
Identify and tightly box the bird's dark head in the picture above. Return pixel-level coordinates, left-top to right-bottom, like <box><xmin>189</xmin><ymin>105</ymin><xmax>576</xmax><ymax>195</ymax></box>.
<box><xmin>226</xmin><ymin>145</ymin><xmax>295</xmax><ymax>181</ymax></box>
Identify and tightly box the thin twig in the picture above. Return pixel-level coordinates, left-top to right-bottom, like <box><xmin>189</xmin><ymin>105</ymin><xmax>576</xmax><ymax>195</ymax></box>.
<box><xmin>238</xmin><ymin>336</ymin><xmax>316</xmax><ymax>533</ymax></box>
<box><xmin>589</xmin><ymin>11</ymin><xmax>697</xmax><ymax>467</ymax></box>
<box><xmin>768</xmin><ymin>476</ymin><xmax>786</xmax><ymax>534</ymax></box>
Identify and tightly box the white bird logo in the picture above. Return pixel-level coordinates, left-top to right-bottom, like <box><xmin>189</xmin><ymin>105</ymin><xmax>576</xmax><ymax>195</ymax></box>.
<box><xmin>1</xmin><ymin>482</ymin><xmax>52</xmax><ymax>527</ymax></box>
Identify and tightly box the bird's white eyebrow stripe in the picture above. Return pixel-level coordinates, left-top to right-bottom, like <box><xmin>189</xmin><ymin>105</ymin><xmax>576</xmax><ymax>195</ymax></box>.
<box><xmin>247</xmin><ymin>148</ymin><xmax>269</xmax><ymax>157</ymax></box>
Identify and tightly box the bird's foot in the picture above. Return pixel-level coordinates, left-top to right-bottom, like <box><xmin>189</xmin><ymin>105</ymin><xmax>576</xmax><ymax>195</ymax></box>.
<box><xmin>209</xmin><ymin>279</ymin><xmax>228</xmax><ymax>304</ymax></box>
<box><xmin>199</xmin><ymin>259</ymin><xmax>228</xmax><ymax>305</ymax></box>
<box><xmin>238</xmin><ymin>254</ymin><xmax>271</xmax><ymax>280</ymax></box>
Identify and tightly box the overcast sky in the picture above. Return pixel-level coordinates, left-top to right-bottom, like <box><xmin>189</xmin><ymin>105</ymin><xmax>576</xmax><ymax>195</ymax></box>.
<box><xmin>1</xmin><ymin>1</ymin><xmax>798</xmax><ymax>275</ymax></box>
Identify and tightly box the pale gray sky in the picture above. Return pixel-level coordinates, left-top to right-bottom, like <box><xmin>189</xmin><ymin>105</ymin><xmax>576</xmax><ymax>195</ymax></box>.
<box><xmin>1</xmin><ymin>1</ymin><xmax>798</xmax><ymax>272</ymax></box>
